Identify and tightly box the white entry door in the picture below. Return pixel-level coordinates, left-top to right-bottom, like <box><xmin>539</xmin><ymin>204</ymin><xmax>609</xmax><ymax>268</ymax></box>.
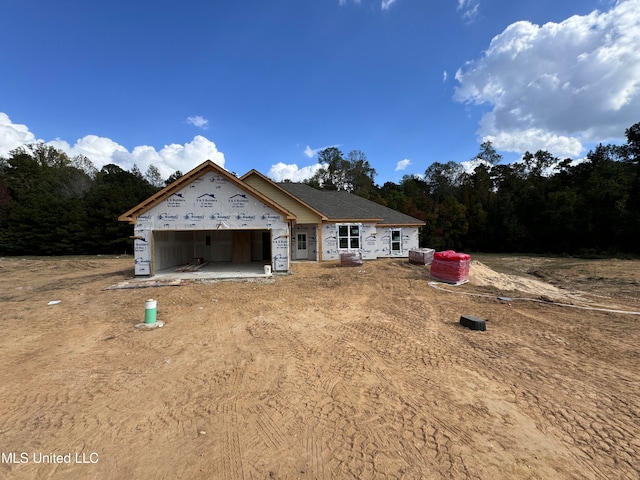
<box><xmin>296</xmin><ymin>233</ymin><xmax>308</xmax><ymax>260</ymax></box>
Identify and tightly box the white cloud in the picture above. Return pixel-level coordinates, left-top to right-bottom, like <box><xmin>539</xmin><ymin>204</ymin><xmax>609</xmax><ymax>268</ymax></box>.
<box><xmin>381</xmin><ymin>0</ymin><xmax>397</xmax><ymax>10</ymax></box>
<box><xmin>187</xmin><ymin>116</ymin><xmax>209</xmax><ymax>129</ymax></box>
<box><xmin>303</xmin><ymin>144</ymin><xmax>340</xmax><ymax>158</ymax></box>
<box><xmin>0</xmin><ymin>113</ymin><xmax>42</xmax><ymax>157</ymax></box>
<box><xmin>150</xmin><ymin>135</ymin><xmax>225</xmax><ymax>178</ymax></box>
<box><xmin>454</xmin><ymin>0</ymin><xmax>640</xmax><ymax>158</ymax></box>
<box><xmin>339</xmin><ymin>0</ymin><xmax>396</xmax><ymax>10</ymax></box>
<box><xmin>457</xmin><ymin>0</ymin><xmax>479</xmax><ymax>22</ymax></box>
<box><xmin>460</xmin><ymin>158</ymin><xmax>492</xmax><ymax>174</ymax></box>
<box><xmin>395</xmin><ymin>158</ymin><xmax>411</xmax><ymax>171</ymax></box>
<box><xmin>267</xmin><ymin>162</ymin><xmax>324</xmax><ymax>182</ymax></box>
<box><xmin>443</xmin><ymin>70</ymin><xmax>448</xmax><ymax>82</ymax></box>
<box><xmin>303</xmin><ymin>145</ymin><xmax>317</xmax><ymax>158</ymax></box>
<box><xmin>0</xmin><ymin>112</ymin><xmax>225</xmax><ymax>180</ymax></box>
<box><xmin>49</xmin><ymin>135</ymin><xmax>130</xmax><ymax>169</ymax></box>
<box><xmin>481</xmin><ymin>128</ymin><xmax>584</xmax><ymax>158</ymax></box>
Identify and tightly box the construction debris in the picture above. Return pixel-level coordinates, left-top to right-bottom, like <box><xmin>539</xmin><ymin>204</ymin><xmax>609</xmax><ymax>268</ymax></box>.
<box><xmin>175</xmin><ymin>258</ymin><xmax>208</xmax><ymax>272</ymax></box>
<box><xmin>104</xmin><ymin>279</ymin><xmax>187</xmax><ymax>290</ymax></box>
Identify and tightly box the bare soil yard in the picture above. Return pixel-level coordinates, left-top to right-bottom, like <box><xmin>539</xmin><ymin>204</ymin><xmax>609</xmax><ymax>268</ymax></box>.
<box><xmin>1</xmin><ymin>255</ymin><xmax>639</xmax><ymax>479</ymax></box>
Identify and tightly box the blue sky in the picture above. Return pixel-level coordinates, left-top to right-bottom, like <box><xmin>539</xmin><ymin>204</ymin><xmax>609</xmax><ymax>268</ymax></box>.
<box><xmin>1</xmin><ymin>0</ymin><xmax>638</xmax><ymax>184</ymax></box>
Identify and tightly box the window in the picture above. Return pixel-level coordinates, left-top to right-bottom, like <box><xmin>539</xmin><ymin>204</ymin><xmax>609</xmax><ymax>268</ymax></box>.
<box><xmin>297</xmin><ymin>233</ymin><xmax>307</xmax><ymax>250</ymax></box>
<box><xmin>390</xmin><ymin>229</ymin><xmax>401</xmax><ymax>252</ymax></box>
<box><xmin>338</xmin><ymin>224</ymin><xmax>360</xmax><ymax>250</ymax></box>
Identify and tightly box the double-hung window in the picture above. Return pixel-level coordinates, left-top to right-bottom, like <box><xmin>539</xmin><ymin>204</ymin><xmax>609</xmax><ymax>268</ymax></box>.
<box><xmin>338</xmin><ymin>224</ymin><xmax>361</xmax><ymax>250</ymax></box>
<box><xmin>390</xmin><ymin>229</ymin><xmax>402</xmax><ymax>252</ymax></box>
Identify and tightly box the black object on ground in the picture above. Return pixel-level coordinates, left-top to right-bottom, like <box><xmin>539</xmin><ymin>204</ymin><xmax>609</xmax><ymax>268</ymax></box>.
<box><xmin>460</xmin><ymin>314</ymin><xmax>487</xmax><ymax>331</ymax></box>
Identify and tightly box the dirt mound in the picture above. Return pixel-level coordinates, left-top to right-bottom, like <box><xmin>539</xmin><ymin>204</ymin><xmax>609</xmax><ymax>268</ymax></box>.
<box><xmin>469</xmin><ymin>260</ymin><xmax>579</xmax><ymax>300</ymax></box>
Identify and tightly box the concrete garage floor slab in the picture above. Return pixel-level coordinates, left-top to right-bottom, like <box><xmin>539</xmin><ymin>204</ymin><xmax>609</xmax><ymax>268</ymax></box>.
<box><xmin>153</xmin><ymin>261</ymin><xmax>274</xmax><ymax>281</ymax></box>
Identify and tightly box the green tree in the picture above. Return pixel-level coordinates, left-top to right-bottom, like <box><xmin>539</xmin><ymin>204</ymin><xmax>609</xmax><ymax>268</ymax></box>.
<box><xmin>0</xmin><ymin>183</ymin><xmax>11</xmax><ymax>223</ymax></box>
<box><xmin>489</xmin><ymin>164</ymin><xmax>528</xmax><ymax>251</ymax></box>
<box><xmin>424</xmin><ymin>161</ymin><xmax>464</xmax><ymax>202</ymax></box>
<box><xmin>71</xmin><ymin>155</ymin><xmax>98</xmax><ymax>179</ymax></box>
<box><xmin>458</xmin><ymin>163</ymin><xmax>493</xmax><ymax>250</ymax></box>
<box><xmin>476</xmin><ymin>140</ymin><xmax>502</xmax><ymax>165</ymax></box>
<box><xmin>570</xmin><ymin>144</ymin><xmax>633</xmax><ymax>252</ymax></box>
<box><xmin>346</xmin><ymin>150</ymin><xmax>377</xmax><ymax>197</ymax></box>
<box><xmin>0</xmin><ymin>145</ymin><xmax>91</xmax><ymax>254</ymax></box>
<box><xmin>130</xmin><ymin>164</ymin><xmax>143</xmax><ymax>179</ymax></box>
<box><xmin>625</xmin><ymin>122</ymin><xmax>640</xmax><ymax>162</ymax></box>
<box><xmin>145</xmin><ymin>165</ymin><xmax>164</xmax><ymax>187</ymax></box>
<box><xmin>522</xmin><ymin>150</ymin><xmax>557</xmax><ymax>177</ymax></box>
<box><xmin>83</xmin><ymin>164</ymin><xmax>161</xmax><ymax>254</ymax></box>
<box><xmin>165</xmin><ymin>170</ymin><xmax>183</xmax><ymax>186</ymax></box>
<box><xmin>18</xmin><ymin>143</ymin><xmax>72</xmax><ymax>168</ymax></box>
<box><xmin>379</xmin><ymin>182</ymin><xmax>406</xmax><ymax>212</ymax></box>
<box><xmin>422</xmin><ymin>196</ymin><xmax>468</xmax><ymax>251</ymax></box>
<box><xmin>310</xmin><ymin>147</ymin><xmax>349</xmax><ymax>190</ymax></box>
<box><xmin>623</xmin><ymin>122</ymin><xmax>640</xmax><ymax>251</ymax></box>
<box><xmin>309</xmin><ymin>148</ymin><xmax>377</xmax><ymax>194</ymax></box>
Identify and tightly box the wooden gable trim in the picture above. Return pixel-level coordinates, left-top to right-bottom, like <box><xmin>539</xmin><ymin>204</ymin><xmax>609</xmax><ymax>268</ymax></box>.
<box><xmin>118</xmin><ymin>160</ymin><xmax>296</xmax><ymax>224</ymax></box>
<box><xmin>240</xmin><ymin>170</ymin><xmax>329</xmax><ymax>221</ymax></box>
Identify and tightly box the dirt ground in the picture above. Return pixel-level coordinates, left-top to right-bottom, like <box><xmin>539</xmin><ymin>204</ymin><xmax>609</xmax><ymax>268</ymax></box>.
<box><xmin>1</xmin><ymin>254</ymin><xmax>639</xmax><ymax>480</ymax></box>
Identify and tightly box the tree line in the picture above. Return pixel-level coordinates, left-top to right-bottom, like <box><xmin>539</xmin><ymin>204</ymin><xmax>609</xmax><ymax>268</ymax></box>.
<box><xmin>307</xmin><ymin>122</ymin><xmax>640</xmax><ymax>256</ymax></box>
<box><xmin>0</xmin><ymin>121</ymin><xmax>638</xmax><ymax>256</ymax></box>
<box><xmin>0</xmin><ymin>145</ymin><xmax>167</xmax><ymax>255</ymax></box>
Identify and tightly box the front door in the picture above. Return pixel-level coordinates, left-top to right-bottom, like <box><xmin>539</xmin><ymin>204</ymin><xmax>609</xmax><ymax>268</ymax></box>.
<box><xmin>296</xmin><ymin>233</ymin><xmax>308</xmax><ymax>260</ymax></box>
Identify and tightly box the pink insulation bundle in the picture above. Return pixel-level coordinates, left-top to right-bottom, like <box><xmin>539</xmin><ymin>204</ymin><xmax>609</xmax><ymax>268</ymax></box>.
<box><xmin>430</xmin><ymin>250</ymin><xmax>471</xmax><ymax>284</ymax></box>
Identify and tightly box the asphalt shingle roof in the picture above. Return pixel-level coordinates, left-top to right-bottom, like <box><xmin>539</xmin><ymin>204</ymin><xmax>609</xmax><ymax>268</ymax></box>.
<box><xmin>277</xmin><ymin>183</ymin><xmax>424</xmax><ymax>225</ymax></box>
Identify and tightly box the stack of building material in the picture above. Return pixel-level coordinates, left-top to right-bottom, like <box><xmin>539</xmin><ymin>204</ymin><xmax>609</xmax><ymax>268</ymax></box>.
<box><xmin>408</xmin><ymin>248</ymin><xmax>435</xmax><ymax>265</ymax></box>
<box><xmin>340</xmin><ymin>251</ymin><xmax>363</xmax><ymax>267</ymax></box>
<box><xmin>430</xmin><ymin>250</ymin><xmax>471</xmax><ymax>284</ymax></box>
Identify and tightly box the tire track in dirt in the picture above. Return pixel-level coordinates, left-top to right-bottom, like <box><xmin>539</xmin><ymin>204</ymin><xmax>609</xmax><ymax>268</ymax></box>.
<box><xmin>303</xmin><ymin>424</ymin><xmax>326</xmax><ymax>479</ymax></box>
<box><xmin>247</xmin><ymin>313</ymin><xmax>400</xmax><ymax>478</ymax></box>
<box><xmin>251</xmin><ymin>404</ymin><xmax>287</xmax><ymax>450</ymax></box>
<box><xmin>329</xmin><ymin>280</ymin><xmax>525</xmax><ymax>479</ymax></box>
<box><xmin>449</xmin><ymin>306</ymin><xmax>640</xmax><ymax>479</ymax></box>
<box><xmin>244</xmin><ymin>316</ymin><xmax>334</xmax><ymax>477</ymax></box>
<box><xmin>4</xmin><ymin>257</ymin><xmax>639</xmax><ymax>479</ymax></box>
<box><xmin>220</xmin><ymin>402</ymin><xmax>245</xmax><ymax>480</ymax></box>
<box><xmin>324</xmin><ymin>316</ymin><xmax>474</xmax><ymax>478</ymax></box>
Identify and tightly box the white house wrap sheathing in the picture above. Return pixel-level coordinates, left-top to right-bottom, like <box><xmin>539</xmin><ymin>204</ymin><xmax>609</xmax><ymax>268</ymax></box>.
<box><xmin>132</xmin><ymin>171</ymin><xmax>290</xmax><ymax>275</ymax></box>
<box><xmin>377</xmin><ymin>227</ymin><xmax>420</xmax><ymax>258</ymax></box>
<box><xmin>321</xmin><ymin>223</ymin><xmax>420</xmax><ymax>261</ymax></box>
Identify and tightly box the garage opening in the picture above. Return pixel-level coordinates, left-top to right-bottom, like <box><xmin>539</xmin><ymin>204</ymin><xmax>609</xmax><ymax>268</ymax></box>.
<box><xmin>152</xmin><ymin>229</ymin><xmax>272</xmax><ymax>276</ymax></box>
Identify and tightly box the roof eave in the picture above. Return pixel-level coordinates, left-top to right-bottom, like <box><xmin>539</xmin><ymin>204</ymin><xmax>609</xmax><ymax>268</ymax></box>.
<box><xmin>377</xmin><ymin>222</ymin><xmax>426</xmax><ymax>227</ymax></box>
<box><xmin>324</xmin><ymin>218</ymin><xmax>384</xmax><ymax>223</ymax></box>
<box><xmin>241</xmin><ymin>170</ymin><xmax>328</xmax><ymax>221</ymax></box>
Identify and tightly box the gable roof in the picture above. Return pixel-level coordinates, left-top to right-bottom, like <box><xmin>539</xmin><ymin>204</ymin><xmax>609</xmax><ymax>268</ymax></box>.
<box><xmin>118</xmin><ymin>160</ymin><xmax>296</xmax><ymax>224</ymax></box>
<box><xmin>240</xmin><ymin>169</ymin><xmax>328</xmax><ymax>220</ymax></box>
<box><xmin>277</xmin><ymin>182</ymin><xmax>425</xmax><ymax>226</ymax></box>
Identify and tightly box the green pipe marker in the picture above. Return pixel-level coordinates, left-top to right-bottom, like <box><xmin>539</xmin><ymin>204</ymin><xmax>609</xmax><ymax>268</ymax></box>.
<box><xmin>144</xmin><ymin>299</ymin><xmax>157</xmax><ymax>324</ymax></box>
